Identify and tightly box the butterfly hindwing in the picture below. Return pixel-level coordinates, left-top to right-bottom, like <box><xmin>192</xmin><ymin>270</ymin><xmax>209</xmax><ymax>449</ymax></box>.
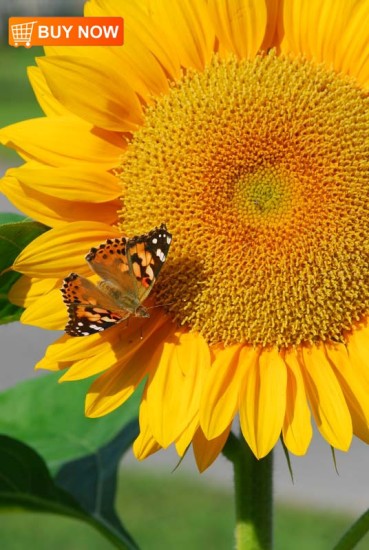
<box><xmin>61</xmin><ymin>273</ymin><xmax>127</xmax><ymax>336</ymax></box>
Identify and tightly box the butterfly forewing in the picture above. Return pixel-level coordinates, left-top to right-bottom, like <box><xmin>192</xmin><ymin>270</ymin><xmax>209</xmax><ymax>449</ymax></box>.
<box><xmin>85</xmin><ymin>236</ymin><xmax>131</xmax><ymax>287</ymax></box>
<box><xmin>127</xmin><ymin>224</ymin><xmax>172</xmax><ymax>302</ymax></box>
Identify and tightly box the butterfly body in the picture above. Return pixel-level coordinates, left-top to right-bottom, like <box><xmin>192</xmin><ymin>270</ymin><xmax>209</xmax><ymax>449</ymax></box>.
<box><xmin>61</xmin><ymin>224</ymin><xmax>172</xmax><ymax>336</ymax></box>
<box><xmin>96</xmin><ymin>279</ymin><xmax>149</xmax><ymax>317</ymax></box>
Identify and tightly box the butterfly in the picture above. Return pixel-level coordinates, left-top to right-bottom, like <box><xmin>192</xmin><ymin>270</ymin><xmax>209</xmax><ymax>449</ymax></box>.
<box><xmin>61</xmin><ymin>223</ymin><xmax>172</xmax><ymax>336</ymax></box>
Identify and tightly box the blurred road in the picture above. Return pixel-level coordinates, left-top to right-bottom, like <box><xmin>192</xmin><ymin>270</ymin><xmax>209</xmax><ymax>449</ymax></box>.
<box><xmin>1</xmin><ymin>159</ymin><xmax>369</xmax><ymax>517</ymax></box>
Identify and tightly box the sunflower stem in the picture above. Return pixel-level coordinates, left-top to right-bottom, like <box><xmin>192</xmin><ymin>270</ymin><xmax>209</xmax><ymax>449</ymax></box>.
<box><xmin>223</xmin><ymin>433</ymin><xmax>273</xmax><ymax>550</ymax></box>
<box><xmin>333</xmin><ymin>508</ymin><xmax>369</xmax><ymax>550</ymax></box>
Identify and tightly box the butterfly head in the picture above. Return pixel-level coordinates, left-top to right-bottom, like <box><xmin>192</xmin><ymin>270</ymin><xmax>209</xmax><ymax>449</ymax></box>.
<box><xmin>134</xmin><ymin>304</ymin><xmax>150</xmax><ymax>318</ymax></box>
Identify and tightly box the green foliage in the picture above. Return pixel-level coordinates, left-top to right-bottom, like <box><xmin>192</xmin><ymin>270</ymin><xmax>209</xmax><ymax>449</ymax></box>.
<box><xmin>0</xmin><ymin>45</ymin><xmax>44</xmax><ymax>129</ymax></box>
<box><xmin>56</xmin><ymin>421</ymin><xmax>139</xmax><ymax>548</ymax></box>
<box><xmin>0</xmin><ymin>371</ymin><xmax>143</xmax><ymax>546</ymax></box>
<box><xmin>0</xmin><ymin>435</ymin><xmax>138</xmax><ymax>549</ymax></box>
<box><xmin>0</xmin><ymin>217</ymin><xmax>49</xmax><ymax>324</ymax></box>
<box><xmin>0</xmin><ymin>434</ymin><xmax>83</xmax><ymax>515</ymax></box>
<box><xmin>0</xmin><ymin>213</ymin><xmax>26</xmax><ymax>224</ymax></box>
<box><xmin>0</xmin><ymin>372</ymin><xmax>143</xmax><ymax>470</ymax></box>
<box><xmin>116</xmin><ymin>472</ymin><xmax>368</xmax><ymax>550</ymax></box>
<box><xmin>0</xmin><ymin>465</ymin><xmax>365</xmax><ymax>550</ymax></box>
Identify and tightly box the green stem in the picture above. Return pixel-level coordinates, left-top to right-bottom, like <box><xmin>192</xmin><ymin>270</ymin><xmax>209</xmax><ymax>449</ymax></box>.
<box><xmin>333</xmin><ymin>508</ymin><xmax>369</xmax><ymax>550</ymax></box>
<box><xmin>223</xmin><ymin>432</ymin><xmax>273</xmax><ymax>550</ymax></box>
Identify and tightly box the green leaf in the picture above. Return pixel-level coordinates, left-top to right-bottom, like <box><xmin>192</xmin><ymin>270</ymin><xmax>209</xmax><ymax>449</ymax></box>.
<box><xmin>0</xmin><ymin>434</ymin><xmax>81</xmax><ymax>514</ymax></box>
<box><xmin>0</xmin><ymin>372</ymin><xmax>143</xmax><ymax>472</ymax></box>
<box><xmin>333</xmin><ymin>508</ymin><xmax>369</xmax><ymax>550</ymax></box>
<box><xmin>56</xmin><ymin>420</ymin><xmax>139</xmax><ymax>547</ymax></box>
<box><xmin>0</xmin><ymin>218</ymin><xmax>49</xmax><ymax>324</ymax></box>
<box><xmin>0</xmin><ymin>213</ymin><xmax>26</xmax><ymax>224</ymax></box>
<box><xmin>0</xmin><ymin>435</ymin><xmax>137</xmax><ymax>549</ymax></box>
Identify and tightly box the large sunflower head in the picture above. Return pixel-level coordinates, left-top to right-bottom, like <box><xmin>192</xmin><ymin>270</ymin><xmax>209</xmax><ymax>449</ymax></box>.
<box><xmin>2</xmin><ymin>0</ymin><xmax>369</xmax><ymax>471</ymax></box>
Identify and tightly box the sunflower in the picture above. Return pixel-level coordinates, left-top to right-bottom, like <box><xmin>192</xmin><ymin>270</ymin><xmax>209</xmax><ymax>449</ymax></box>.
<box><xmin>2</xmin><ymin>0</ymin><xmax>369</xmax><ymax>472</ymax></box>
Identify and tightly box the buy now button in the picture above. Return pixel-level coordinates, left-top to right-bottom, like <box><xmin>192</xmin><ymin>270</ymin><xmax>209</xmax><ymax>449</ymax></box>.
<box><xmin>9</xmin><ymin>17</ymin><xmax>124</xmax><ymax>47</ymax></box>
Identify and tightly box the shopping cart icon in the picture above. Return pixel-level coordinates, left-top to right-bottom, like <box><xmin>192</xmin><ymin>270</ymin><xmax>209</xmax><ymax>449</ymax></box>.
<box><xmin>11</xmin><ymin>20</ymin><xmax>38</xmax><ymax>48</ymax></box>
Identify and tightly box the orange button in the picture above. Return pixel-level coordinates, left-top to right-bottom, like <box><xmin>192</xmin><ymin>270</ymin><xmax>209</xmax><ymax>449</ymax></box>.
<box><xmin>9</xmin><ymin>17</ymin><xmax>124</xmax><ymax>47</ymax></box>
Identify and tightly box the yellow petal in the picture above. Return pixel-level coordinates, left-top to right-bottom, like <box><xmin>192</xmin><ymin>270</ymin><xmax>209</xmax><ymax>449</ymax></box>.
<box><xmin>90</xmin><ymin>0</ymin><xmax>181</xmax><ymax>80</ymax></box>
<box><xmin>27</xmin><ymin>66</ymin><xmax>72</xmax><ymax>117</ymax></box>
<box><xmin>60</xmin><ymin>310</ymin><xmax>164</xmax><ymax>381</ymax></box>
<box><xmin>21</xmin><ymin>288</ymin><xmax>67</xmax><ymax>330</ymax></box>
<box><xmin>301</xmin><ymin>344</ymin><xmax>352</xmax><ymax>451</ymax></box>
<box><xmin>35</xmin><ymin>330</ymin><xmax>115</xmax><ymax>371</ymax></box>
<box><xmin>281</xmin><ymin>0</ymin><xmax>369</xmax><ymax>87</ymax></box>
<box><xmin>1</xmin><ymin>176</ymin><xmax>120</xmax><ymax>228</ymax></box>
<box><xmin>85</xmin><ymin>316</ymin><xmax>171</xmax><ymax>417</ymax></box>
<box><xmin>200</xmin><ymin>344</ymin><xmax>256</xmax><ymax>439</ymax></box>
<box><xmin>36</xmin><ymin>357</ymin><xmax>73</xmax><ymax>372</ymax></box>
<box><xmin>133</xmin><ymin>396</ymin><xmax>162</xmax><ymax>460</ymax></box>
<box><xmin>85</xmin><ymin>355</ymin><xmax>149</xmax><ymax>418</ymax></box>
<box><xmin>14</xmin><ymin>221</ymin><xmax>120</xmax><ymax>277</ymax></box>
<box><xmin>175</xmin><ymin>416</ymin><xmax>199</xmax><ymax>457</ymax></box>
<box><xmin>9</xmin><ymin>276</ymin><xmax>59</xmax><ymax>307</ymax></box>
<box><xmin>261</xmin><ymin>0</ymin><xmax>282</xmax><ymax>50</ymax></box>
<box><xmin>84</xmin><ymin>361</ymin><xmax>139</xmax><ymax>417</ymax></box>
<box><xmin>282</xmin><ymin>348</ymin><xmax>313</xmax><ymax>455</ymax></box>
<box><xmin>0</xmin><ymin>116</ymin><xmax>125</xmax><ymax>166</ymax></box>
<box><xmin>84</xmin><ymin>2</ymin><xmax>170</xmax><ymax>100</ymax></box>
<box><xmin>60</xmin><ymin>345</ymin><xmax>120</xmax><ymax>381</ymax></box>
<box><xmin>192</xmin><ymin>425</ymin><xmax>231</xmax><ymax>472</ymax></box>
<box><xmin>146</xmin><ymin>330</ymin><xmax>211</xmax><ymax>448</ymax></box>
<box><xmin>346</xmin><ymin>322</ymin><xmax>369</xmax><ymax>383</ymax></box>
<box><xmin>43</xmin><ymin>10</ymin><xmax>172</xmax><ymax>97</ymax></box>
<box><xmin>208</xmin><ymin>0</ymin><xmax>267</xmax><ymax>59</ymax></box>
<box><xmin>148</xmin><ymin>0</ymin><xmax>215</xmax><ymax>70</ymax></box>
<box><xmin>37</xmin><ymin>56</ymin><xmax>143</xmax><ymax>132</ymax></box>
<box><xmin>133</xmin><ymin>431</ymin><xmax>161</xmax><ymax>460</ymax></box>
<box><xmin>6</xmin><ymin>163</ymin><xmax>120</xmax><ymax>202</ymax></box>
<box><xmin>239</xmin><ymin>346</ymin><xmax>287</xmax><ymax>459</ymax></box>
<box><xmin>338</xmin><ymin>1</ymin><xmax>369</xmax><ymax>87</ymax></box>
<box><xmin>174</xmin><ymin>331</ymin><xmax>210</xmax><ymax>399</ymax></box>
<box><xmin>326</xmin><ymin>340</ymin><xmax>369</xmax><ymax>443</ymax></box>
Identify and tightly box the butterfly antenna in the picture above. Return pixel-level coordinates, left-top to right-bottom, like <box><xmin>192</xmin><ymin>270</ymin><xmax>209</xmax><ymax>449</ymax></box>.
<box><xmin>146</xmin><ymin>299</ymin><xmax>186</xmax><ymax>311</ymax></box>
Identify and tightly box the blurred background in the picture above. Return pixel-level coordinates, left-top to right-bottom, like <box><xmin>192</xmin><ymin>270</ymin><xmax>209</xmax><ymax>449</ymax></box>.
<box><xmin>1</xmin><ymin>2</ymin><xmax>369</xmax><ymax>548</ymax></box>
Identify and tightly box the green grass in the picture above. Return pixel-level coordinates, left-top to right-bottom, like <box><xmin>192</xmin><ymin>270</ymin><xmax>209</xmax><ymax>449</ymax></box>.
<box><xmin>0</xmin><ymin>45</ymin><xmax>44</xmax><ymax>167</ymax></box>
<box><xmin>0</xmin><ymin>45</ymin><xmax>44</xmax><ymax>124</ymax></box>
<box><xmin>0</xmin><ymin>468</ymin><xmax>367</xmax><ymax>549</ymax></box>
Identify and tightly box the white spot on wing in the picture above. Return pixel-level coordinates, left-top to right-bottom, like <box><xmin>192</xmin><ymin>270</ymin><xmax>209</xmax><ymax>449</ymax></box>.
<box><xmin>90</xmin><ymin>324</ymin><xmax>104</xmax><ymax>331</ymax></box>
<box><xmin>146</xmin><ymin>265</ymin><xmax>154</xmax><ymax>280</ymax></box>
<box><xmin>156</xmin><ymin>248</ymin><xmax>165</xmax><ymax>261</ymax></box>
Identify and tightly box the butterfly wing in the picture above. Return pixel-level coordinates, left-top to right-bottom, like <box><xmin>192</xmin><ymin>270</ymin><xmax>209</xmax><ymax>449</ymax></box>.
<box><xmin>61</xmin><ymin>273</ymin><xmax>128</xmax><ymax>336</ymax></box>
<box><xmin>62</xmin><ymin>224</ymin><xmax>172</xmax><ymax>336</ymax></box>
<box><xmin>126</xmin><ymin>223</ymin><xmax>172</xmax><ymax>302</ymax></box>
<box><xmin>85</xmin><ymin>236</ymin><xmax>133</xmax><ymax>288</ymax></box>
<box><xmin>86</xmin><ymin>224</ymin><xmax>172</xmax><ymax>303</ymax></box>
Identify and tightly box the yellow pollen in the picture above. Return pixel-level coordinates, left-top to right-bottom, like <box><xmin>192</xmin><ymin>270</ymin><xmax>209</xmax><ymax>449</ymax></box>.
<box><xmin>119</xmin><ymin>52</ymin><xmax>369</xmax><ymax>347</ymax></box>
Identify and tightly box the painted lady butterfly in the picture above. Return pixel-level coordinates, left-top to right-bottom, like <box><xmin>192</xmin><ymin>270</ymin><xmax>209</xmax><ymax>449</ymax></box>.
<box><xmin>61</xmin><ymin>223</ymin><xmax>172</xmax><ymax>336</ymax></box>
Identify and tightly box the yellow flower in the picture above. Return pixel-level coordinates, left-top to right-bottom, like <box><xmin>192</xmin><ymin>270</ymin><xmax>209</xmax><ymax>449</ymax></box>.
<box><xmin>2</xmin><ymin>0</ymin><xmax>369</xmax><ymax>471</ymax></box>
